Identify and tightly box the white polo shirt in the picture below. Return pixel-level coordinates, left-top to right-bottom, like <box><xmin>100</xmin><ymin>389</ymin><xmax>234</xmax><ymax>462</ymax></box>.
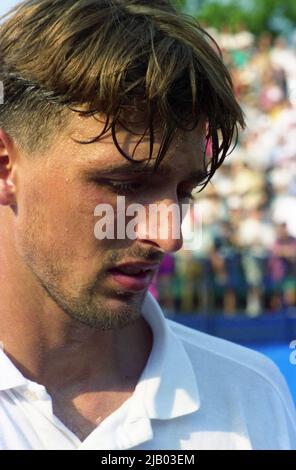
<box><xmin>0</xmin><ymin>292</ymin><xmax>296</xmax><ymax>450</ymax></box>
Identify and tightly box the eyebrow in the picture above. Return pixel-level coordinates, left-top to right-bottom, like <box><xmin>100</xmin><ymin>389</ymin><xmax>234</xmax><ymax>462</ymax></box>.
<box><xmin>84</xmin><ymin>161</ymin><xmax>207</xmax><ymax>184</ymax></box>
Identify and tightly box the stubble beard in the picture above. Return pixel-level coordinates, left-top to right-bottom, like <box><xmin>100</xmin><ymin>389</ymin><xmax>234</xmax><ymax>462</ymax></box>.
<box><xmin>19</xmin><ymin>236</ymin><xmax>144</xmax><ymax>330</ymax></box>
<box><xmin>36</xmin><ymin>274</ymin><xmax>144</xmax><ymax>330</ymax></box>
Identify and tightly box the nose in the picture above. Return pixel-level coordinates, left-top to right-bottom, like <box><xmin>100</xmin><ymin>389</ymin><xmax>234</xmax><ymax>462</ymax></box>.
<box><xmin>134</xmin><ymin>197</ymin><xmax>184</xmax><ymax>254</ymax></box>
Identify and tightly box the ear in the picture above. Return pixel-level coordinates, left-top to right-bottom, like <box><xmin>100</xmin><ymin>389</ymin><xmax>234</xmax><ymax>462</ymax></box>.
<box><xmin>0</xmin><ymin>129</ymin><xmax>17</xmax><ymax>206</ymax></box>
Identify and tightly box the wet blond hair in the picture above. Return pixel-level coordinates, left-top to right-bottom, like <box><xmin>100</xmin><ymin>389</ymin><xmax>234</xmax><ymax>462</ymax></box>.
<box><xmin>0</xmin><ymin>0</ymin><xmax>244</xmax><ymax>186</ymax></box>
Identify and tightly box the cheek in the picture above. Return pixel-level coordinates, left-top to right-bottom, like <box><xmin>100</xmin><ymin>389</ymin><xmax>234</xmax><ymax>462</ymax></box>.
<box><xmin>18</xmin><ymin>171</ymin><xmax>118</xmax><ymax>259</ymax></box>
<box><xmin>16</xmin><ymin>173</ymin><xmax>75</xmax><ymax>252</ymax></box>
<box><xmin>21</xmin><ymin>178</ymin><xmax>64</xmax><ymax>223</ymax></box>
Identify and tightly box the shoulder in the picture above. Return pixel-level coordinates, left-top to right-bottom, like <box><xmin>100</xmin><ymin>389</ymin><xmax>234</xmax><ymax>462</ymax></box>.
<box><xmin>168</xmin><ymin>318</ymin><xmax>278</xmax><ymax>375</ymax></box>
<box><xmin>166</xmin><ymin>318</ymin><xmax>296</xmax><ymax>449</ymax></box>
<box><xmin>167</xmin><ymin>318</ymin><xmax>296</xmax><ymax>417</ymax></box>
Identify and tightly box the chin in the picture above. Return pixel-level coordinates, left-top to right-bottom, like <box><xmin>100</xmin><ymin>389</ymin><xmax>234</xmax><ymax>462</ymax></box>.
<box><xmin>102</xmin><ymin>292</ymin><xmax>144</xmax><ymax>314</ymax></box>
<box><xmin>78</xmin><ymin>291</ymin><xmax>144</xmax><ymax>330</ymax></box>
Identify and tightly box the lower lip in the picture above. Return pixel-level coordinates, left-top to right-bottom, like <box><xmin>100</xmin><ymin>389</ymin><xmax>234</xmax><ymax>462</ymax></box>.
<box><xmin>108</xmin><ymin>269</ymin><xmax>154</xmax><ymax>292</ymax></box>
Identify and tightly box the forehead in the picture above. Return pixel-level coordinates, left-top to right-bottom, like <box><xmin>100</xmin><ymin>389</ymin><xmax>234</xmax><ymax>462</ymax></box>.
<box><xmin>61</xmin><ymin>111</ymin><xmax>207</xmax><ymax>174</ymax></box>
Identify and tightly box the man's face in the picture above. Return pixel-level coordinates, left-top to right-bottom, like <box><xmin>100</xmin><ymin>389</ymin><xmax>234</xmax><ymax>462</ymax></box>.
<box><xmin>13</xmin><ymin>112</ymin><xmax>206</xmax><ymax>329</ymax></box>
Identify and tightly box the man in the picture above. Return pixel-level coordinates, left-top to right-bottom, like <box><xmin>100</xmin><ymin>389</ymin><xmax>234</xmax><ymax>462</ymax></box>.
<box><xmin>0</xmin><ymin>0</ymin><xmax>295</xmax><ymax>450</ymax></box>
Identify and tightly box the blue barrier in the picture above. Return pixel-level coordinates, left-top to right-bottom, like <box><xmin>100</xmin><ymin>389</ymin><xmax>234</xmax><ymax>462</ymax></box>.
<box><xmin>168</xmin><ymin>312</ymin><xmax>296</xmax><ymax>345</ymax></box>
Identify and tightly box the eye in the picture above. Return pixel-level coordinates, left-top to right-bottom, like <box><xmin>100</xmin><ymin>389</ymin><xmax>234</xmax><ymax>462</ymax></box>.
<box><xmin>177</xmin><ymin>185</ymin><xmax>199</xmax><ymax>202</ymax></box>
<box><xmin>177</xmin><ymin>190</ymin><xmax>195</xmax><ymax>202</ymax></box>
<box><xmin>104</xmin><ymin>181</ymin><xmax>143</xmax><ymax>194</ymax></box>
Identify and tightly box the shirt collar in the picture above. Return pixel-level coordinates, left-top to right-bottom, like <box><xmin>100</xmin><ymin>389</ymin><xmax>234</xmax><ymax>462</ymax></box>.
<box><xmin>79</xmin><ymin>293</ymin><xmax>200</xmax><ymax>450</ymax></box>
<box><xmin>0</xmin><ymin>347</ymin><xmax>27</xmax><ymax>391</ymax></box>
<box><xmin>132</xmin><ymin>292</ymin><xmax>200</xmax><ymax>420</ymax></box>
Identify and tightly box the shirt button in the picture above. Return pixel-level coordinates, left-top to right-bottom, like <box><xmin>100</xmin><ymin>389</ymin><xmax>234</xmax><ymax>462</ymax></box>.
<box><xmin>23</xmin><ymin>390</ymin><xmax>39</xmax><ymax>401</ymax></box>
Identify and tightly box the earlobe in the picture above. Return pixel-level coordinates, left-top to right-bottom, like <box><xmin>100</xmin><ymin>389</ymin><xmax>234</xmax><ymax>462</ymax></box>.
<box><xmin>0</xmin><ymin>130</ymin><xmax>17</xmax><ymax>207</ymax></box>
<box><xmin>0</xmin><ymin>179</ymin><xmax>16</xmax><ymax>206</ymax></box>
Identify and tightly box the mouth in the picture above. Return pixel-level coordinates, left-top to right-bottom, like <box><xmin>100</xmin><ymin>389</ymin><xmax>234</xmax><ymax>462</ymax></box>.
<box><xmin>108</xmin><ymin>262</ymin><xmax>159</xmax><ymax>292</ymax></box>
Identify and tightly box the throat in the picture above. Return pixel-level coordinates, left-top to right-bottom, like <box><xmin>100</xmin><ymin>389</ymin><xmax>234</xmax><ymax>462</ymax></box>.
<box><xmin>51</xmin><ymin>388</ymin><xmax>135</xmax><ymax>442</ymax></box>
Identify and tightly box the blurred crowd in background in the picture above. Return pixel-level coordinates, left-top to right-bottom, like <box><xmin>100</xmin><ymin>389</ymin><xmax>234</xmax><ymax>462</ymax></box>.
<box><xmin>151</xmin><ymin>26</ymin><xmax>296</xmax><ymax>317</ymax></box>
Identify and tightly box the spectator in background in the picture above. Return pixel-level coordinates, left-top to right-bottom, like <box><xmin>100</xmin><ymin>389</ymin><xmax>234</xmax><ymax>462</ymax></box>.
<box><xmin>269</xmin><ymin>224</ymin><xmax>296</xmax><ymax>313</ymax></box>
<box><xmin>155</xmin><ymin>253</ymin><xmax>175</xmax><ymax>312</ymax></box>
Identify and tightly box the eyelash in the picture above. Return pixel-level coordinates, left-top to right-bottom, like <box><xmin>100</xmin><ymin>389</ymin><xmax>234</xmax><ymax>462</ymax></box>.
<box><xmin>103</xmin><ymin>181</ymin><xmax>195</xmax><ymax>201</ymax></box>
<box><xmin>106</xmin><ymin>181</ymin><xmax>142</xmax><ymax>194</ymax></box>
